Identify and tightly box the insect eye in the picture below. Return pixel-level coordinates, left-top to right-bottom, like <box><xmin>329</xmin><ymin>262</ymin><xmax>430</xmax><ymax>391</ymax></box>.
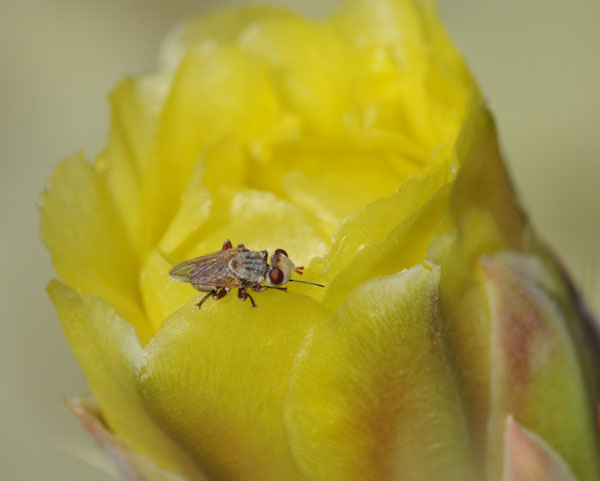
<box><xmin>274</xmin><ymin>248</ymin><xmax>288</xmax><ymax>258</ymax></box>
<box><xmin>269</xmin><ymin>267</ymin><xmax>285</xmax><ymax>285</ymax></box>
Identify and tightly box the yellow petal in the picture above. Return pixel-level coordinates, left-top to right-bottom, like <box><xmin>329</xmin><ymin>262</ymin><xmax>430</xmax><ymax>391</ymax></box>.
<box><xmin>136</xmin><ymin>292</ymin><xmax>333</xmax><ymax>481</ymax></box>
<box><xmin>329</xmin><ymin>0</ymin><xmax>475</xmax><ymax>146</ymax></box>
<box><xmin>40</xmin><ymin>153</ymin><xmax>151</xmax><ymax>341</ymax></box>
<box><xmin>179</xmin><ymin>188</ymin><xmax>328</xmax><ymax>275</ymax></box>
<box><xmin>96</xmin><ymin>76</ymin><xmax>166</xmax><ymax>258</ymax></box>
<box><xmin>47</xmin><ymin>281</ymin><xmax>204</xmax><ymax>480</ymax></box>
<box><xmin>175</xmin><ymin>6</ymin><xmax>296</xmax><ymax>49</ymax></box>
<box><xmin>250</xmin><ymin>136</ymin><xmax>428</xmax><ymax>234</ymax></box>
<box><xmin>330</xmin><ymin>0</ymin><xmax>424</xmax><ymax>51</ymax></box>
<box><xmin>139</xmin><ymin>249</ymin><xmax>191</xmax><ymax>333</ymax></box>
<box><xmin>175</xmin><ymin>6</ymin><xmax>358</xmax><ymax>136</ymax></box>
<box><xmin>284</xmin><ymin>263</ymin><xmax>475</xmax><ymax>481</ymax></box>
<box><xmin>234</xmin><ymin>11</ymin><xmax>352</xmax><ymax>135</ymax></box>
<box><xmin>153</xmin><ymin>142</ymin><xmax>216</xmax><ymax>257</ymax></box>
<box><xmin>411</xmin><ymin>0</ymin><xmax>476</xmax><ymax>91</ymax></box>
<box><xmin>326</xmin><ymin>162</ymin><xmax>451</xmax><ymax>279</ymax></box>
<box><xmin>451</xmin><ymin>106</ymin><xmax>526</xmax><ymax>249</ymax></box>
<box><xmin>143</xmin><ymin>45</ymin><xmax>281</xmax><ymax>248</ymax></box>
<box><xmin>324</xmin><ymin>183</ymin><xmax>452</xmax><ymax>310</ymax></box>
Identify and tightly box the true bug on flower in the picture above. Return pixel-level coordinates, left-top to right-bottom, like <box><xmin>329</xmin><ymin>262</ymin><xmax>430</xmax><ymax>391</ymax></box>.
<box><xmin>169</xmin><ymin>239</ymin><xmax>325</xmax><ymax>308</ymax></box>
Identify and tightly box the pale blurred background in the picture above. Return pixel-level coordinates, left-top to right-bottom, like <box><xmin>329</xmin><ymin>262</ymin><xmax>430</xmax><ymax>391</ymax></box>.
<box><xmin>1</xmin><ymin>0</ymin><xmax>598</xmax><ymax>480</ymax></box>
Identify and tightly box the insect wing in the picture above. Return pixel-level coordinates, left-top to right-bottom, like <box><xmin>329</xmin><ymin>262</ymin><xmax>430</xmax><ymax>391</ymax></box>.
<box><xmin>169</xmin><ymin>250</ymin><xmax>241</xmax><ymax>288</ymax></box>
<box><xmin>169</xmin><ymin>255</ymin><xmax>210</xmax><ymax>282</ymax></box>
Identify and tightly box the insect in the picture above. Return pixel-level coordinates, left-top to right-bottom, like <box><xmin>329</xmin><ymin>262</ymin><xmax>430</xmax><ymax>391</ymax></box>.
<box><xmin>169</xmin><ymin>239</ymin><xmax>324</xmax><ymax>309</ymax></box>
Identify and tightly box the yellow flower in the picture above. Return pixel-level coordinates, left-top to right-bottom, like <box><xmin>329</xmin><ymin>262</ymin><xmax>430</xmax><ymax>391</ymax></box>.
<box><xmin>40</xmin><ymin>0</ymin><xmax>600</xmax><ymax>480</ymax></box>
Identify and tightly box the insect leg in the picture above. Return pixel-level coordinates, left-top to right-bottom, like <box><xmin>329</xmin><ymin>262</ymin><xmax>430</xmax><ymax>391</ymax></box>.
<box><xmin>238</xmin><ymin>288</ymin><xmax>257</xmax><ymax>308</ymax></box>
<box><xmin>212</xmin><ymin>288</ymin><xmax>229</xmax><ymax>300</ymax></box>
<box><xmin>197</xmin><ymin>290</ymin><xmax>216</xmax><ymax>309</ymax></box>
<box><xmin>222</xmin><ymin>239</ymin><xmax>233</xmax><ymax>250</ymax></box>
<box><xmin>253</xmin><ymin>285</ymin><xmax>287</xmax><ymax>293</ymax></box>
<box><xmin>268</xmin><ymin>286</ymin><xmax>287</xmax><ymax>292</ymax></box>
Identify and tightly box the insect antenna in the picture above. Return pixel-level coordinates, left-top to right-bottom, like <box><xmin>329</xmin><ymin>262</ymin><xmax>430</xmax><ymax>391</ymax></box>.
<box><xmin>289</xmin><ymin>279</ymin><xmax>325</xmax><ymax>288</ymax></box>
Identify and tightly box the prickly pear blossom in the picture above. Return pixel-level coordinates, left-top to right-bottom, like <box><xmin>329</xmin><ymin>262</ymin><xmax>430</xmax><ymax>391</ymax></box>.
<box><xmin>41</xmin><ymin>0</ymin><xmax>600</xmax><ymax>480</ymax></box>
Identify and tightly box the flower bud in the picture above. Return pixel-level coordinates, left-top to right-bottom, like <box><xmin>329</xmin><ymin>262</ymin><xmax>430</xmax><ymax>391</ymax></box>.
<box><xmin>41</xmin><ymin>1</ymin><xmax>600</xmax><ymax>480</ymax></box>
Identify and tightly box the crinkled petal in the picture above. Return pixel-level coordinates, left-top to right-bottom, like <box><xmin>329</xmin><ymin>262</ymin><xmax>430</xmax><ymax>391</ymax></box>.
<box><xmin>330</xmin><ymin>0</ymin><xmax>425</xmax><ymax>50</ymax></box>
<box><xmin>284</xmin><ymin>263</ymin><xmax>475</xmax><ymax>481</ymax></box>
<box><xmin>251</xmin><ymin>137</ymin><xmax>429</xmax><ymax>235</ymax></box>
<box><xmin>322</xmin><ymin>107</ymin><xmax>510</xmax><ymax>312</ymax></box>
<box><xmin>135</xmin><ymin>291</ymin><xmax>333</xmax><ymax>481</ymax></box>
<box><xmin>233</xmin><ymin>11</ymin><xmax>352</xmax><ymax>135</ymax></box>
<box><xmin>329</xmin><ymin>0</ymin><xmax>474</xmax><ymax>145</ymax></box>
<box><xmin>48</xmin><ymin>281</ymin><xmax>204</xmax><ymax>480</ymax></box>
<box><xmin>324</xmin><ymin>184</ymin><xmax>452</xmax><ymax>310</ymax></box>
<box><xmin>173</xmin><ymin>6</ymin><xmax>296</xmax><ymax>51</ymax></box>
<box><xmin>144</xmin><ymin>45</ymin><xmax>282</xmax><ymax>248</ymax></box>
<box><xmin>326</xmin><ymin>162</ymin><xmax>451</xmax><ymax>279</ymax></box>
<box><xmin>175</xmin><ymin>6</ymin><xmax>368</xmax><ymax>136</ymax></box>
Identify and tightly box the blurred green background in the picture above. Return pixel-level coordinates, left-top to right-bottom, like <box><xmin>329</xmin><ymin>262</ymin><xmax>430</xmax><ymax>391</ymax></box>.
<box><xmin>1</xmin><ymin>1</ymin><xmax>598</xmax><ymax>480</ymax></box>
